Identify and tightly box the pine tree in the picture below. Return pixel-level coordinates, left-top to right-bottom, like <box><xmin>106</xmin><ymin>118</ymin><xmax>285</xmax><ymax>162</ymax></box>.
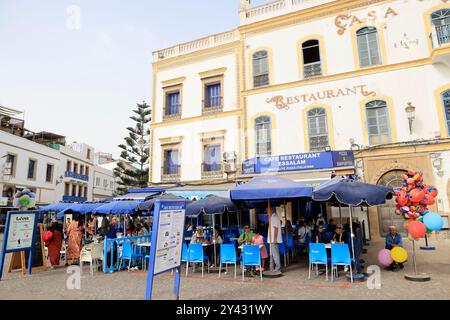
<box><xmin>114</xmin><ymin>102</ymin><xmax>151</xmax><ymax>194</ymax></box>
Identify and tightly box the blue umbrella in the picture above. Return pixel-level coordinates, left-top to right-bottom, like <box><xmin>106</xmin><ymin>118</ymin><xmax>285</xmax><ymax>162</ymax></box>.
<box><xmin>186</xmin><ymin>194</ymin><xmax>238</xmax><ymax>216</ymax></box>
<box><xmin>137</xmin><ymin>194</ymin><xmax>189</xmax><ymax>213</ymax></box>
<box><xmin>56</xmin><ymin>202</ymin><xmax>107</xmax><ymax>218</ymax></box>
<box><xmin>92</xmin><ymin>201</ymin><xmax>141</xmax><ymax>215</ymax></box>
<box><xmin>313</xmin><ymin>176</ymin><xmax>393</xmax><ymax>278</ymax></box>
<box><xmin>231</xmin><ymin>175</ymin><xmax>312</xmax><ymax>275</ymax></box>
<box><xmin>312</xmin><ymin>176</ymin><xmax>393</xmax><ymax>206</ymax></box>
<box><xmin>230</xmin><ymin>175</ymin><xmax>313</xmax><ymax>200</ymax></box>
<box><xmin>39</xmin><ymin>202</ymin><xmax>75</xmax><ymax>212</ymax></box>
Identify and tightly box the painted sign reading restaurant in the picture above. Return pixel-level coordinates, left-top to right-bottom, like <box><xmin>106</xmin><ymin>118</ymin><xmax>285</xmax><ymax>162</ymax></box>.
<box><xmin>243</xmin><ymin>151</ymin><xmax>354</xmax><ymax>174</ymax></box>
<box><xmin>265</xmin><ymin>85</ymin><xmax>376</xmax><ymax>110</ymax></box>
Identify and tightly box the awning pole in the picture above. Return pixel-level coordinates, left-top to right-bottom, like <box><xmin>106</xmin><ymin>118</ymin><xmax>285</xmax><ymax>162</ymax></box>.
<box><xmin>339</xmin><ymin>204</ymin><xmax>342</xmax><ymax>225</ymax></box>
<box><xmin>268</xmin><ymin>200</ymin><xmax>274</xmax><ymax>272</ymax></box>
<box><xmin>349</xmin><ymin>206</ymin><xmax>356</xmax><ymax>272</ymax></box>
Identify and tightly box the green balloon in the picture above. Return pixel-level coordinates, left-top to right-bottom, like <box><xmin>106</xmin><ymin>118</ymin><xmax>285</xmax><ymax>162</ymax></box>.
<box><xmin>19</xmin><ymin>195</ymin><xmax>31</xmax><ymax>207</ymax></box>
<box><xmin>426</xmin><ymin>228</ymin><xmax>433</xmax><ymax>235</ymax></box>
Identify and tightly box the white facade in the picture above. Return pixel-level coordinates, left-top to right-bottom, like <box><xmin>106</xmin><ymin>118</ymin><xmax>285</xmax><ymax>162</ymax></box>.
<box><xmin>0</xmin><ymin>130</ymin><xmax>114</xmax><ymax>205</ymax></box>
<box><xmin>93</xmin><ymin>165</ymin><xmax>115</xmax><ymax>201</ymax></box>
<box><xmin>149</xmin><ymin>0</ymin><xmax>450</xmax><ymax>236</ymax></box>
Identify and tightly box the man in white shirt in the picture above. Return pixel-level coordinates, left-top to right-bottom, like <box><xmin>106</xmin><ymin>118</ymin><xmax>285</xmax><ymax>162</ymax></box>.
<box><xmin>267</xmin><ymin>210</ymin><xmax>283</xmax><ymax>273</ymax></box>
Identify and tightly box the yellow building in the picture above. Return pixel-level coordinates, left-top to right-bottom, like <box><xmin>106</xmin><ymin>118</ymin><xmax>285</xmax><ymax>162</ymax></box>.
<box><xmin>149</xmin><ymin>0</ymin><xmax>450</xmax><ymax>239</ymax></box>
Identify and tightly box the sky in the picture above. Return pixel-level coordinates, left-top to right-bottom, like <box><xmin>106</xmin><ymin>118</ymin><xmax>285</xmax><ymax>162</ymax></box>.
<box><xmin>0</xmin><ymin>0</ymin><xmax>268</xmax><ymax>157</ymax></box>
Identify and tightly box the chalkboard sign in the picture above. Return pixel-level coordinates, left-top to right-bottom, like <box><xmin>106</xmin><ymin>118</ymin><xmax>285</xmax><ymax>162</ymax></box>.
<box><xmin>25</xmin><ymin>224</ymin><xmax>44</xmax><ymax>268</ymax></box>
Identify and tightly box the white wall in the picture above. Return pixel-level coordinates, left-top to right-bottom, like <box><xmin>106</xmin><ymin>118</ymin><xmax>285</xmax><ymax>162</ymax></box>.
<box><xmin>0</xmin><ymin>130</ymin><xmax>60</xmax><ymax>204</ymax></box>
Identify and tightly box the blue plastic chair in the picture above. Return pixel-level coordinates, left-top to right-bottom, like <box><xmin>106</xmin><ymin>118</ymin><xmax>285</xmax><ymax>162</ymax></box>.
<box><xmin>331</xmin><ymin>244</ymin><xmax>353</xmax><ymax>283</ymax></box>
<box><xmin>308</xmin><ymin>243</ymin><xmax>329</xmax><ymax>281</ymax></box>
<box><xmin>279</xmin><ymin>242</ymin><xmax>288</xmax><ymax>267</ymax></box>
<box><xmin>186</xmin><ymin>244</ymin><xmax>209</xmax><ymax>278</ymax></box>
<box><xmin>242</xmin><ymin>245</ymin><xmax>262</xmax><ymax>281</ymax></box>
<box><xmin>219</xmin><ymin>244</ymin><xmax>240</xmax><ymax>279</ymax></box>
<box><xmin>120</xmin><ymin>241</ymin><xmax>143</xmax><ymax>271</ymax></box>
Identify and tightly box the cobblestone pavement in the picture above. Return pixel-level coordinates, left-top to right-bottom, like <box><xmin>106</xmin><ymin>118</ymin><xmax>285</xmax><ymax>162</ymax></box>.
<box><xmin>0</xmin><ymin>234</ymin><xmax>449</xmax><ymax>300</ymax></box>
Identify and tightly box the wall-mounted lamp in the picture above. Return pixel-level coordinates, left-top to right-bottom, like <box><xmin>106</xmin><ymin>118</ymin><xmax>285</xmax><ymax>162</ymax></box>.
<box><xmin>405</xmin><ymin>102</ymin><xmax>416</xmax><ymax>135</ymax></box>
<box><xmin>325</xmin><ymin>145</ymin><xmax>332</xmax><ymax>152</ymax></box>
<box><xmin>56</xmin><ymin>175</ymin><xmax>64</xmax><ymax>186</ymax></box>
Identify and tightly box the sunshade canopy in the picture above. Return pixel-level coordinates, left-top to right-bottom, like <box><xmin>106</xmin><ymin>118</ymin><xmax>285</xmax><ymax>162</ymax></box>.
<box><xmin>186</xmin><ymin>194</ymin><xmax>238</xmax><ymax>216</ymax></box>
<box><xmin>39</xmin><ymin>202</ymin><xmax>76</xmax><ymax>212</ymax></box>
<box><xmin>312</xmin><ymin>176</ymin><xmax>393</xmax><ymax>207</ymax></box>
<box><xmin>55</xmin><ymin>202</ymin><xmax>106</xmax><ymax>218</ymax></box>
<box><xmin>230</xmin><ymin>175</ymin><xmax>313</xmax><ymax>201</ymax></box>
<box><xmin>137</xmin><ymin>193</ymin><xmax>189</xmax><ymax>213</ymax></box>
<box><xmin>92</xmin><ymin>200</ymin><xmax>141</xmax><ymax>215</ymax></box>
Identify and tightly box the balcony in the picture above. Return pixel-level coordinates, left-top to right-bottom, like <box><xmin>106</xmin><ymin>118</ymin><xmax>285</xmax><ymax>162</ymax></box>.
<box><xmin>202</xmin><ymin>97</ymin><xmax>223</xmax><ymax>115</ymax></box>
<box><xmin>65</xmin><ymin>171</ymin><xmax>89</xmax><ymax>182</ymax></box>
<box><xmin>303</xmin><ymin>62</ymin><xmax>322</xmax><ymax>79</ymax></box>
<box><xmin>429</xmin><ymin>24</ymin><xmax>450</xmax><ymax>67</ymax></box>
<box><xmin>201</xmin><ymin>163</ymin><xmax>223</xmax><ymax>180</ymax></box>
<box><xmin>239</xmin><ymin>0</ymin><xmax>334</xmax><ymax>26</ymax></box>
<box><xmin>161</xmin><ymin>165</ymin><xmax>180</xmax><ymax>183</ymax></box>
<box><xmin>163</xmin><ymin>109</ymin><xmax>182</xmax><ymax>122</ymax></box>
<box><xmin>153</xmin><ymin>29</ymin><xmax>239</xmax><ymax>62</ymax></box>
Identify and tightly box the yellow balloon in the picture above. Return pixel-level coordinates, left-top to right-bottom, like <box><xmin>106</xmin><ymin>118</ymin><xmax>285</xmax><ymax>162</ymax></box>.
<box><xmin>391</xmin><ymin>247</ymin><xmax>408</xmax><ymax>263</ymax></box>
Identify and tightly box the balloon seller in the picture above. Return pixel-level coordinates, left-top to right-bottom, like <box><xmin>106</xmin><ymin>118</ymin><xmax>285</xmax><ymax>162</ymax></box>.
<box><xmin>384</xmin><ymin>226</ymin><xmax>404</xmax><ymax>272</ymax></box>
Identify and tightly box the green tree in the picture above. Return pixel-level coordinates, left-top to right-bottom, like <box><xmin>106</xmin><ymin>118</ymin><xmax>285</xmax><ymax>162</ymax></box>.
<box><xmin>114</xmin><ymin>101</ymin><xmax>151</xmax><ymax>194</ymax></box>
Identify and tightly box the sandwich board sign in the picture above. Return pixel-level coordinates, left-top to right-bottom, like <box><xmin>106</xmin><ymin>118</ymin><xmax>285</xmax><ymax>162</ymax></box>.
<box><xmin>145</xmin><ymin>200</ymin><xmax>186</xmax><ymax>300</ymax></box>
<box><xmin>0</xmin><ymin>210</ymin><xmax>39</xmax><ymax>280</ymax></box>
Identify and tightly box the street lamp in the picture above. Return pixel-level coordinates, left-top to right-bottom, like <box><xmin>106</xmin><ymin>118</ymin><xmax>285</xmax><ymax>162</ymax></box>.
<box><xmin>405</xmin><ymin>102</ymin><xmax>416</xmax><ymax>135</ymax></box>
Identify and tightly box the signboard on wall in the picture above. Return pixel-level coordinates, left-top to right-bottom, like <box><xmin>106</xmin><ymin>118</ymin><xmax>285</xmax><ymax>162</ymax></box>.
<box><xmin>243</xmin><ymin>150</ymin><xmax>355</xmax><ymax>174</ymax></box>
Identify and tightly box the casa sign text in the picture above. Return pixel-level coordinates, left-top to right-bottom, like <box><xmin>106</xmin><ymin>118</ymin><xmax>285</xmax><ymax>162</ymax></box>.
<box><xmin>265</xmin><ymin>85</ymin><xmax>376</xmax><ymax>110</ymax></box>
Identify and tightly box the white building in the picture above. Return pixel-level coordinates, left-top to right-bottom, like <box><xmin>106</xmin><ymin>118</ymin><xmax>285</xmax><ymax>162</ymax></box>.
<box><xmin>0</xmin><ymin>106</ymin><xmax>114</xmax><ymax>207</ymax></box>
<box><xmin>149</xmin><ymin>0</ymin><xmax>450</xmax><ymax>238</ymax></box>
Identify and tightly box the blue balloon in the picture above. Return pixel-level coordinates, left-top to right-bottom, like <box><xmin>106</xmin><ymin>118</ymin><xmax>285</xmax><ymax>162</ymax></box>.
<box><xmin>423</xmin><ymin>212</ymin><xmax>444</xmax><ymax>231</ymax></box>
<box><xmin>22</xmin><ymin>188</ymin><xmax>31</xmax><ymax>195</ymax></box>
<box><xmin>28</xmin><ymin>192</ymin><xmax>36</xmax><ymax>199</ymax></box>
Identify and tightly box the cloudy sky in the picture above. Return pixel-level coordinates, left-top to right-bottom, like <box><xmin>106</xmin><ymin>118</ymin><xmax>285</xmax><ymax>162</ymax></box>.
<box><xmin>0</xmin><ymin>0</ymin><xmax>268</xmax><ymax>157</ymax></box>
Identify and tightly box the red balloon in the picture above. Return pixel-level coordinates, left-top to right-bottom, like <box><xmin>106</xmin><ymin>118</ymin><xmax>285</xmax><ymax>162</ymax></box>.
<box><xmin>409</xmin><ymin>188</ymin><xmax>425</xmax><ymax>203</ymax></box>
<box><xmin>396</xmin><ymin>196</ymin><xmax>408</xmax><ymax>206</ymax></box>
<box><xmin>408</xmin><ymin>221</ymin><xmax>427</xmax><ymax>239</ymax></box>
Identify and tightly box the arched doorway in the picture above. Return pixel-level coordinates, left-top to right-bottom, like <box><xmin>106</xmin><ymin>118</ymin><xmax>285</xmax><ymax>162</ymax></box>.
<box><xmin>376</xmin><ymin>170</ymin><xmax>408</xmax><ymax>236</ymax></box>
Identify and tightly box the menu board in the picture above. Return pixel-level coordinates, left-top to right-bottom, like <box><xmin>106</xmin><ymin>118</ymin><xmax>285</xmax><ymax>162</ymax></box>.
<box><xmin>6</xmin><ymin>212</ymin><xmax>37</xmax><ymax>251</ymax></box>
<box><xmin>153</xmin><ymin>202</ymin><xmax>186</xmax><ymax>275</ymax></box>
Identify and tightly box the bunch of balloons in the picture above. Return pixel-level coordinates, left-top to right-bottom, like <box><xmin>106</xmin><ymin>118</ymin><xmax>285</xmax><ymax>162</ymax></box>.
<box><xmin>378</xmin><ymin>171</ymin><xmax>444</xmax><ymax>267</ymax></box>
<box><xmin>12</xmin><ymin>189</ymin><xmax>37</xmax><ymax>210</ymax></box>
<box><xmin>393</xmin><ymin>171</ymin><xmax>438</xmax><ymax>220</ymax></box>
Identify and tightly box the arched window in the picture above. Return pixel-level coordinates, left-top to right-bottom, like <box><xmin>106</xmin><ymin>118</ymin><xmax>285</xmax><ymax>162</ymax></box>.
<box><xmin>307</xmin><ymin>108</ymin><xmax>329</xmax><ymax>151</ymax></box>
<box><xmin>442</xmin><ymin>89</ymin><xmax>450</xmax><ymax>135</ymax></box>
<box><xmin>365</xmin><ymin>100</ymin><xmax>391</xmax><ymax>145</ymax></box>
<box><xmin>356</xmin><ymin>27</ymin><xmax>381</xmax><ymax>67</ymax></box>
<box><xmin>252</xmin><ymin>50</ymin><xmax>269</xmax><ymax>88</ymax></box>
<box><xmin>302</xmin><ymin>40</ymin><xmax>322</xmax><ymax>78</ymax></box>
<box><xmin>254</xmin><ymin>116</ymin><xmax>272</xmax><ymax>157</ymax></box>
<box><xmin>431</xmin><ymin>9</ymin><xmax>450</xmax><ymax>46</ymax></box>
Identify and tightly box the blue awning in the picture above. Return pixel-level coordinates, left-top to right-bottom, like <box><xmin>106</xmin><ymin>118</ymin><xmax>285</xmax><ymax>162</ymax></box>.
<box><xmin>39</xmin><ymin>202</ymin><xmax>76</xmax><ymax>212</ymax></box>
<box><xmin>92</xmin><ymin>201</ymin><xmax>141</xmax><ymax>215</ymax></box>
<box><xmin>55</xmin><ymin>202</ymin><xmax>107</xmax><ymax>218</ymax></box>
<box><xmin>312</xmin><ymin>176</ymin><xmax>393</xmax><ymax>207</ymax></box>
<box><xmin>114</xmin><ymin>192</ymin><xmax>161</xmax><ymax>201</ymax></box>
<box><xmin>230</xmin><ymin>175</ymin><xmax>313</xmax><ymax>201</ymax></box>
<box><xmin>137</xmin><ymin>194</ymin><xmax>189</xmax><ymax>213</ymax></box>
<box><xmin>186</xmin><ymin>195</ymin><xmax>238</xmax><ymax>216</ymax></box>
